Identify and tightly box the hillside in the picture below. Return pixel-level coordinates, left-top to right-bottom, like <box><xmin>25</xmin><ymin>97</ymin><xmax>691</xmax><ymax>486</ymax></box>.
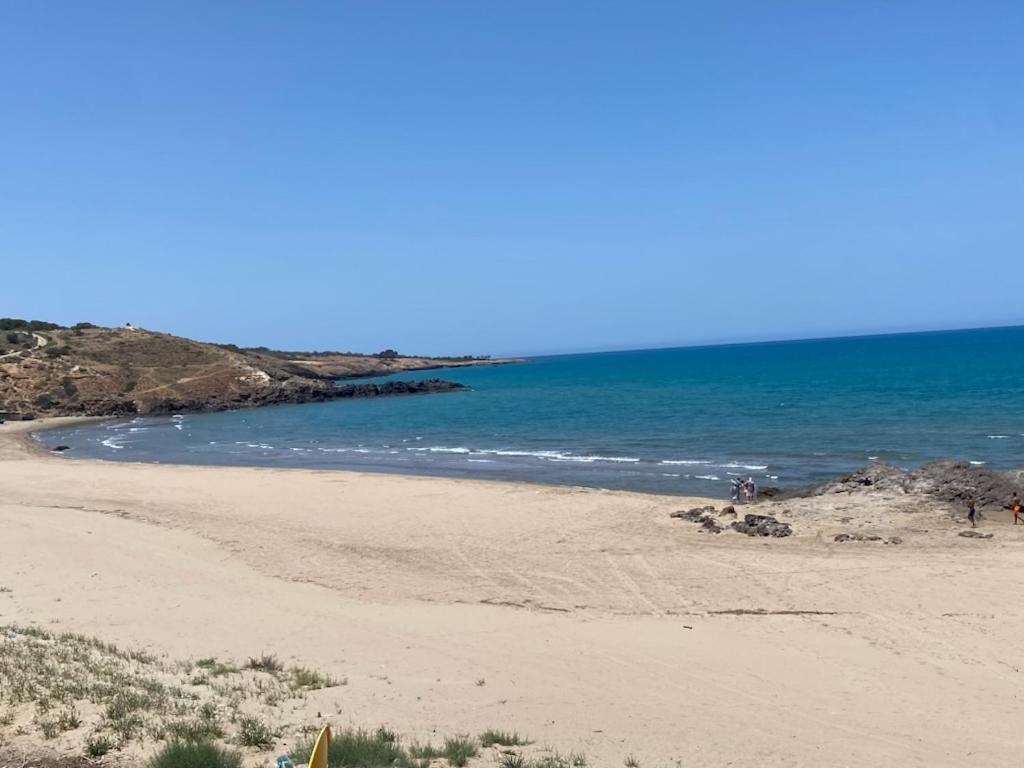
<box><xmin>0</xmin><ymin>322</ymin><xmax>505</xmax><ymax>417</ymax></box>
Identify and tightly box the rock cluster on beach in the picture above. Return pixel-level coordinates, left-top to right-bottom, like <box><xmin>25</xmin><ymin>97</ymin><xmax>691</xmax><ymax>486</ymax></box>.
<box><xmin>670</xmin><ymin>507</ymin><xmax>793</xmax><ymax>537</ymax></box>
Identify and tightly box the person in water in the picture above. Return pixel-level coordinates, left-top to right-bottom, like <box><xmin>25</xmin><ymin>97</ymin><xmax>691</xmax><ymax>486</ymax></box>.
<box><xmin>966</xmin><ymin>497</ymin><xmax>977</xmax><ymax>528</ymax></box>
<box><xmin>1012</xmin><ymin>496</ymin><xmax>1022</xmax><ymax>525</ymax></box>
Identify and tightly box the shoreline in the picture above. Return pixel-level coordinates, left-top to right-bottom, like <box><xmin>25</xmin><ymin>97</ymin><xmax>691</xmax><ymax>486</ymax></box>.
<box><xmin>22</xmin><ymin>416</ymin><xmax>706</xmax><ymax>501</ymax></box>
<box><xmin>3</xmin><ymin>420</ymin><xmax>1024</xmax><ymax>765</ymax></box>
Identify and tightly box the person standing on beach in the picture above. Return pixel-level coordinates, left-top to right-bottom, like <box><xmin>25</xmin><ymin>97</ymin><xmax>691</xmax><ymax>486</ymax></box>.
<box><xmin>1012</xmin><ymin>496</ymin><xmax>1022</xmax><ymax>525</ymax></box>
<box><xmin>731</xmin><ymin>477</ymin><xmax>742</xmax><ymax>503</ymax></box>
<box><xmin>746</xmin><ymin>477</ymin><xmax>757</xmax><ymax>504</ymax></box>
<box><xmin>966</xmin><ymin>497</ymin><xmax>977</xmax><ymax>528</ymax></box>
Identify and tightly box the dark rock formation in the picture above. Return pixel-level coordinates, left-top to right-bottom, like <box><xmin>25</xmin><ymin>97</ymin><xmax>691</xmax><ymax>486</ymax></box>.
<box><xmin>670</xmin><ymin>506</ymin><xmax>716</xmax><ymax>521</ymax></box>
<box><xmin>700</xmin><ymin>517</ymin><xmax>723</xmax><ymax>534</ymax></box>
<box><xmin>731</xmin><ymin>514</ymin><xmax>793</xmax><ymax>538</ymax></box>
<box><xmin>139</xmin><ymin>379</ymin><xmax>467</xmax><ymax>416</ymax></box>
<box><xmin>719</xmin><ymin>505</ymin><xmax>737</xmax><ymax>516</ymax></box>
<box><xmin>670</xmin><ymin>506</ymin><xmax>722</xmax><ymax>533</ymax></box>
<box><xmin>51</xmin><ymin>445</ymin><xmax>70</xmax><ymax>452</ymax></box>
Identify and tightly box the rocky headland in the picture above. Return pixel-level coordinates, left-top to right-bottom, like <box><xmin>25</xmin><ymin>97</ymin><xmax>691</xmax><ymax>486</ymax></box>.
<box><xmin>0</xmin><ymin>321</ymin><xmax>499</xmax><ymax>417</ymax></box>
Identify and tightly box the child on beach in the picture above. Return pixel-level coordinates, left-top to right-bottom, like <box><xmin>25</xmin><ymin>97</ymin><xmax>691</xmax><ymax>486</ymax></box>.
<box><xmin>1012</xmin><ymin>496</ymin><xmax>1022</xmax><ymax>525</ymax></box>
<box><xmin>966</xmin><ymin>497</ymin><xmax>977</xmax><ymax>528</ymax></box>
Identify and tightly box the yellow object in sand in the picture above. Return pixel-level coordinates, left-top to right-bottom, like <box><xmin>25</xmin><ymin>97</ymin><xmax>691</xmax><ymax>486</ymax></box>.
<box><xmin>308</xmin><ymin>725</ymin><xmax>331</xmax><ymax>768</ymax></box>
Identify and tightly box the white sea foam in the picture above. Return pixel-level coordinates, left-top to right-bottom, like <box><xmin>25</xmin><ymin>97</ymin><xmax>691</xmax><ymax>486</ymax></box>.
<box><xmin>490</xmin><ymin>449</ymin><xmax>563</xmax><ymax>458</ymax></box>
<box><xmin>661</xmin><ymin>473</ymin><xmax>681</xmax><ymax>478</ymax></box>
<box><xmin>660</xmin><ymin>459</ymin><xmax>711</xmax><ymax>465</ymax></box>
<box><xmin>970</xmin><ymin>460</ymin><xmax>986</xmax><ymax>465</ymax></box>
<box><xmin>422</xmin><ymin>447</ymin><xmax>645</xmax><ymax>464</ymax></box>
<box><xmin>552</xmin><ymin>455</ymin><xmax>640</xmax><ymax>463</ymax></box>
<box><xmin>987</xmin><ymin>435</ymin><xmax>1010</xmax><ymax>439</ymax></box>
<box><xmin>695</xmin><ymin>474</ymin><xmax>720</xmax><ymax>481</ymax></box>
<box><xmin>868</xmin><ymin>456</ymin><xmax>879</xmax><ymax>460</ymax></box>
<box><xmin>467</xmin><ymin>459</ymin><xmax>494</xmax><ymax>463</ymax></box>
<box><xmin>720</xmin><ymin>462</ymin><xmax>768</xmax><ymax>470</ymax></box>
<box><xmin>101</xmin><ymin>436</ymin><xmax>125</xmax><ymax>451</ymax></box>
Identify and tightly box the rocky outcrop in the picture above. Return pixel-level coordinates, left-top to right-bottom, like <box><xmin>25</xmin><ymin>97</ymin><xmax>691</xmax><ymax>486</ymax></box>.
<box><xmin>139</xmin><ymin>379</ymin><xmax>467</xmax><ymax>416</ymax></box>
<box><xmin>783</xmin><ymin>461</ymin><xmax>1024</xmax><ymax>512</ymax></box>
<box><xmin>730</xmin><ymin>514</ymin><xmax>793</xmax><ymax>538</ymax></box>
<box><xmin>0</xmin><ymin>324</ymin><xmax>478</xmax><ymax>418</ymax></box>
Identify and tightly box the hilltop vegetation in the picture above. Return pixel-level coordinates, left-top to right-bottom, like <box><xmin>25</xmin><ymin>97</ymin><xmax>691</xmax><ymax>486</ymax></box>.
<box><xmin>0</xmin><ymin>321</ymin><xmax>502</xmax><ymax>418</ymax></box>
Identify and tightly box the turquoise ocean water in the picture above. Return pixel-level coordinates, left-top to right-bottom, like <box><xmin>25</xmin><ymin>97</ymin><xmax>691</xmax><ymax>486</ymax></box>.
<box><xmin>40</xmin><ymin>326</ymin><xmax>1024</xmax><ymax>497</ymax></box>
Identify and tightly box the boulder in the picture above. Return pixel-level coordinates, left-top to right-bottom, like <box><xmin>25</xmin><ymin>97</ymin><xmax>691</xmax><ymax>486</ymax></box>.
<box><xmin>731</xmin><ymin>514</ymin><xmax>792</xmax><ymax>538</ymax></box>
<box><xmin>700</xmin><ymin>517</ymin><xmax>723</xmax><ymax>534</ymax></box>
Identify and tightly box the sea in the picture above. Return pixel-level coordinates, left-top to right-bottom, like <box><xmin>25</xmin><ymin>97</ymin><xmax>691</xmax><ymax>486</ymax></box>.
<box><xmin>38</xmin><ymin>326</ymin><xmax>1024</xmax><ymax>498</ymax></box>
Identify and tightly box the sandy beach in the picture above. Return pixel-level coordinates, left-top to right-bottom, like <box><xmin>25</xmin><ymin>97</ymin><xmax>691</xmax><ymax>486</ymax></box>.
<box><xmin>2</xmin><ymin>419</ymin><xmax>1023</xmax><ymax>767</ymax></box>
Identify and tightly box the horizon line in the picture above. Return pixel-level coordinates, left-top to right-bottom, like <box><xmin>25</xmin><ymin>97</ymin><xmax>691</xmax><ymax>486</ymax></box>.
<box><xmin>511</xmin><ymin>321</ymin><xmax>1024</xmax><ymax>360</ymax></box>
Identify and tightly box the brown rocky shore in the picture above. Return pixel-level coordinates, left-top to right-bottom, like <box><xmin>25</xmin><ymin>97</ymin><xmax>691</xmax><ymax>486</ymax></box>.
<box><xmin>0</xmin><ymin>322</ymin><xmax>505</xmax><ymax>417</ymax></box>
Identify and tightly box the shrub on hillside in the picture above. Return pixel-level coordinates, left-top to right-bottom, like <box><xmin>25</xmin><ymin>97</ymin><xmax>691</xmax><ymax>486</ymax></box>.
<box><xmin>0</xmin><ymin>318</ymin><xmax>63</xmax><ymax>331</ymax></box>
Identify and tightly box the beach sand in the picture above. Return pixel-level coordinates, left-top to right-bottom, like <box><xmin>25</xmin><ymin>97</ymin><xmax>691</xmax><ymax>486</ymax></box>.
<box><xmin>2</xmin><ymin>419</ymin><xmax>1023</xmax><ymax>766</ymax></box>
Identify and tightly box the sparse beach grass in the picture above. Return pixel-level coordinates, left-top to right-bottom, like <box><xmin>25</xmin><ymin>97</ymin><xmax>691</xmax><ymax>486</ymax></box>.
<box><xmin>442</xmin><ymin>735</ymin><xmax>479</xmax><ymax>767</ymax></box>
<box><xmin>290</xmin><ymin>726</ymin><xmax>411</xmax><ymax>768</ymax></box>
<box><xmin>148</xmin><ymin>740</ymin><xmax>242</xmax><ymax>768</ymax></box>
<box><xmin>480</xmin><ymin>730</ymin><xmax>531</xmax><ymax>748</ymax></box>
<box><xmin>0</xmin><ymin>624</ymin><xmax>339</xmax><ymax>757</ymax></box>
<box><xmin>0</xmin><ymin>625</ymin><xmax>607</xmax><ymax>768</ymax></box>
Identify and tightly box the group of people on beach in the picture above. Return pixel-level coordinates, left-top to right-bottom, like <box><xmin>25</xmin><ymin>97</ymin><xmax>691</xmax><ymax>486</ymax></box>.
<box><xmin>965</xmin><ymin>495</ymin><xmax>1022</xmax><ymax>527</ymax></box>
<box><xmin>730</xmin><ymin>476</ymin><xmax>757</xmax><ymax>504</ymax></box>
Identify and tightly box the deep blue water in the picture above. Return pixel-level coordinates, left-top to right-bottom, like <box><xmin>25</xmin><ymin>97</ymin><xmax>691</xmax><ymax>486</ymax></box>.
<box><xmin>39</xmin><ymin>326</ymin><xmax>1024</xmax><ymax>497</ymax></box>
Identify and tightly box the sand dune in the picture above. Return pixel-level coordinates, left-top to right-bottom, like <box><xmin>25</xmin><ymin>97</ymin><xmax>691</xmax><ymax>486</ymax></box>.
<box><xmin>1</xmin><ymin>419</ymin><xmax>1023</xmax><ymax>766</ymax></box>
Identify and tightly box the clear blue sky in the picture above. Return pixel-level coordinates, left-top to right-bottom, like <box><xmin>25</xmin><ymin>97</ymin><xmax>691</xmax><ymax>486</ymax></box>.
<box><xmin>2</xmin><ymin>2</ymin><xmax>1021</xmax><ymax>356</ymax></box>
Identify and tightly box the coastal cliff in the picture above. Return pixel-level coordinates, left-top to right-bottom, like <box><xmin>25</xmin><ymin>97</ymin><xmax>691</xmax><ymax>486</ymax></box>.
<box><xmin>0</xmin><ymin>322</ymin><xmax>494</xmax><ymax>417</ymax></box>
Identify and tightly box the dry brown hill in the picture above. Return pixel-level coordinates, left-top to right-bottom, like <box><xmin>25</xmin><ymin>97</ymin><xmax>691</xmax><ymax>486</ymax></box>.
<box><xmin>0</xmin><ymin>322</ymin><xmax>506</xmax><ymax>417</ymax></box>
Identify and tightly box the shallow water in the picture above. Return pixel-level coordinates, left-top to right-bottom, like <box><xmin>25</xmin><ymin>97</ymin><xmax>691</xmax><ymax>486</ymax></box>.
<box><xmin>40</xmin><ymin>326</ymin><xmax>1024</xmax><ymax>497</ymax></box>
